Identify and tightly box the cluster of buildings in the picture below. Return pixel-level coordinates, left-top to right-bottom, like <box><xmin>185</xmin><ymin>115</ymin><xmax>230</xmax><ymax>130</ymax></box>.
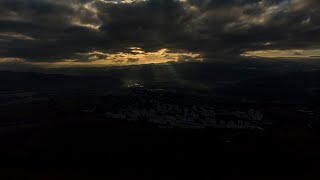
<box><xmin>104</xmin><ymin>89</ymin><xmax>266</xmax><ymax>130</ymax></box>
<box><xmin>296</xmin><ymin>109</ymin><xmax>319</xmax><ymax>128</ymax></box>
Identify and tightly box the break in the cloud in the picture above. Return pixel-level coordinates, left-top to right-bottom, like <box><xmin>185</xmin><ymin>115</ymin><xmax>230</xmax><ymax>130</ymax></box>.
<box><xmin>0</xmin><ymin>0</ymin><xmax>320</xmax><ymax>67</ymax></box>
<box><xmin>242</xmin><ymin>49</ymin><xmax>320</xmax><ymax>58</ymax></box>
<box><xmin>0</xmin><ymin>47</ymin><xmax>202</xmax><ymax>68</ymax></box>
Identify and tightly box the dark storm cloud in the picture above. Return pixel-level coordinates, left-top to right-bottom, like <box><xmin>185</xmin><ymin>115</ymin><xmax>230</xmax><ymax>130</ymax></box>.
<box><xmin>0</xmin><ymin>0</ymin><xmax>320</xmax><ymax>62</ymax></box>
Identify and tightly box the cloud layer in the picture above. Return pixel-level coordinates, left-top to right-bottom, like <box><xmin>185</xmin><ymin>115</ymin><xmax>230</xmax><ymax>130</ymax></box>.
<box><xmin>0</xmin><ymin>0</ymin><xmax>320</xmax><ymax>64</ymax></box>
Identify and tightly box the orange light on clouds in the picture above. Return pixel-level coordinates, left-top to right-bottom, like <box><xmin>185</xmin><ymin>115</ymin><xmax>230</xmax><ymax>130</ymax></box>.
<box><xmin>0</xmin><ymin>47</ymin><xmax>203</xmax><ymax>68</ymax></box>
<box><xmin>47</xmin><ymin>48</ymin><xmax>203</xmax><ymax>67</ymax></box>
<box><xmin>241</xmin><ymin>49</ymin><xmax>320</xmax><ymax>58</ymax></box>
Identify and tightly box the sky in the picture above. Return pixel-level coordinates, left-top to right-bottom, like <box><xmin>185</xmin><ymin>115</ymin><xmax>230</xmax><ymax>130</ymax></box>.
<box><xmin>1</xmin><ymin>0</ymin><xmax>320</xmax><ymax>68</ymax></box>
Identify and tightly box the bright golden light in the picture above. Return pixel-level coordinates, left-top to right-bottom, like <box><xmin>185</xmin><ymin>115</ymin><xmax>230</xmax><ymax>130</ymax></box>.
<box><xmin>0</xmin><ymin>48</ymin><xmax>203</xmax><ymax>68</ymax></box>
<box><xmin>241</xmin><ymin>49</ymin><xmax>320</xmax><ymax>58</ymax></box>
<box><xmin>47</xmin><ymin>48</ymin><xmax>203</xmax><ymax>67</ymax></box>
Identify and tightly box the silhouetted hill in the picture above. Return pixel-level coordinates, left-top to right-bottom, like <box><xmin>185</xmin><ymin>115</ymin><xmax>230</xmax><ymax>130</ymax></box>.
<box><xmin>222</xmin><ymin>71</ymin><xmax>320</xmax><ymax>104</ymax></box>
<box><xmin>0</xmin><ymin>71</ymin><xmax>122</xmax><ymax>93</ymax></box>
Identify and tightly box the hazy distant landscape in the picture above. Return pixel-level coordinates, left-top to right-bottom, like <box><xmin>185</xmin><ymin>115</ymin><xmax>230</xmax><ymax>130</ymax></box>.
<box><xmin>2</xmin><ymin>59</ymin><xmax>320</xmax><ymax>103</ymax></box>
<box><xmin>0</xmin><ymin>60</ymin><xmax>319</xmax><ymax>175</ymax></box>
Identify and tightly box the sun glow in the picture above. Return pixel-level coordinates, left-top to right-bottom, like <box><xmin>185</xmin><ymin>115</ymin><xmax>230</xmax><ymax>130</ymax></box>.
<box><xmin>241</xmin><ymin>49</ymin><xmax>320</xmax><ymax>58</ymax></box>
<box><xmin>0</xmin><ymin>48</ymin><xmax>203</xmax><ymax>68</ymax></box>
<box><xmin>47</xmin><ymin>48</ymin><xmax>203</xmax><ymax>67</ymax></box>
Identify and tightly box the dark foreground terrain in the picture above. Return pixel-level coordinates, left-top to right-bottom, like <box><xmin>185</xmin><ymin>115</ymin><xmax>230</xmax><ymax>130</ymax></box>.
<box><xmin>0</xmin><ymin>94</ymin><xmax>319</xmax><ymax>179</ymax></box>
<box><xmin>0</xmin><ymin>68</ymin><xmax>319</xmax><ymax>179</ymax></box>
